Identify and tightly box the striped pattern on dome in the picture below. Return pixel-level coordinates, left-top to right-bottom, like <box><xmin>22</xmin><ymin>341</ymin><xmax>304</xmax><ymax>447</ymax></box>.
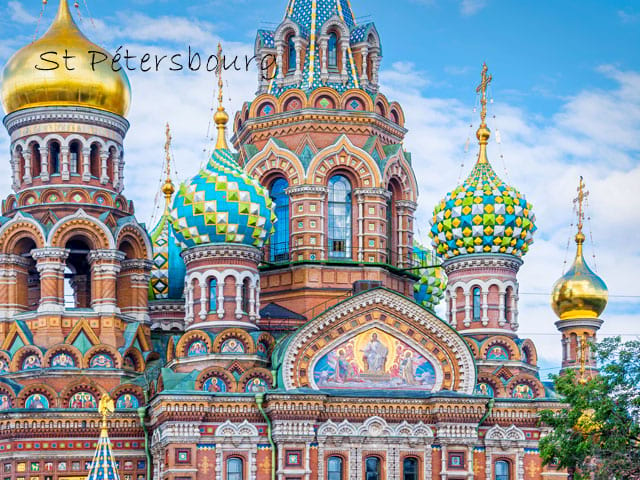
<box><xmin>412</xmin><ymin>243</ymin><xmax>447</xmax><ymax>311</ymax></box>
<box><xmin>149</xmin><ymin>213</ymin><xmax>186</xmax><ymax>300</ymax></box>
<box><xmin>429</xmin><ymin>159</ymin><xmax>536</xmax><ymax>260</ymax></box>
<box><xmin>171</xmin><ymin>148</ymin><xmax>276</xmax><ymax>249</ymax></box>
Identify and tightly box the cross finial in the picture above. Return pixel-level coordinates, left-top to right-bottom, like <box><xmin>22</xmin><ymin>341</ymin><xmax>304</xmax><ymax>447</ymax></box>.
<box><xmin>573</xmin><ymin>176</ymin><xmax>589</xmax><ymax>241</ymax></box>
<box><xmin>161</xmin><ymin>123</ymin><xmax>175</xmax><ymax>210</ymax></box>
<box><xmin>213</xmin><ymin>42</ymin><xmax>229</xmax><ymax>150</ymax></box>
<box><xmin>476</xmin><ymin>63</ymin><xmax>492</xmax><ymax>127</ymax></box>
<box><xmin>217</xmin><ymin>42</ymin><xmax>224</xmax><ymax>109</ymax></box>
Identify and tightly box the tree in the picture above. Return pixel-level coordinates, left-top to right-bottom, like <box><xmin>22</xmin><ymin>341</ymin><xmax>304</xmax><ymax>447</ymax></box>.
<box><xmin>539</xmin><ymin>337</ymin><xmax>640</xmax><ymax>480</ymax></box>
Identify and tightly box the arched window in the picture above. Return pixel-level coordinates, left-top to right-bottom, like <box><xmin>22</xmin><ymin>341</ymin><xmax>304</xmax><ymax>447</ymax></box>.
<box><xmin>328</xmin><ymin>32</ymin><xmax>338</xmax><ymax>69</ymax></box>
<box><xmin>472</xmin><ymin>286</ymin><xmax>481</xmax><ymax>320</ymax></box>
<box><xmin>365</xmin><ymin>457</ymin><xmax>381</xmax><ymax>480</ymax></box>
<box><xmin>242</xmin><ymin>278</ymin><xmax>251</xmax><ymax>314</ymax></box>
<box><xmin>287</xmin><ymin>35</ymin><xmax>296</xmax><ymax>73</ymax></box>
<box><xmin>69</xmin><ymin>141</ymin><xmax>81</xmax><ymax>174</ymax></box>
<box><xmin>65</xmin><ymin>237</ymin><xmax>92</xmax><ymax>309</ymax></box>
<box><xmin>209</xmin><ymin>278</ymin><xmax>217</xmax><ymax>312</ymax></box>
<box><xmin>495</xmin><ymin>460</ymin><xmax>510</xmax><ymax>480</ymax></box>
<box><xmin>226</xmin><ymin>457</ymin><xmax>243</xmax><ymax>480</ymax></box>
<box><xmin>328</xmin><ymin>175</ymin><xmax>352</xmax><ymax>259</ymax></box>
<box><xmin>270</xmin><ymin>178</ymin><xmax>290</xmax><ymax>262</ymax></box>
<box><xmin>49</xmin><ymin>141</ymin><xmax>61</xmax><ymax>174</ymax></box>
<box><xmin>31</xmin><ymin>143</ymin><xmax>41</xmax><ymax>178</ymax></box>
<box><xmin>403</xmin><ymin>457</ymin><xmax>418</xmax><ymax>480</ymax></box>
<box><xmin>89</xmin><ymin>144</ymin><xmax>100</xmax><ymax>178</ymax></box>
<box><xmin>327</xmin><ymin>456</ymin><xmax>343</xmax><ymax>480</ymax></box>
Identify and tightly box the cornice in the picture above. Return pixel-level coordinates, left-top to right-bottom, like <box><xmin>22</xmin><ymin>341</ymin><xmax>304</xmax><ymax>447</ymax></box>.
<box><xmin>443</xmin><ymin>254</ymin><xmax>523</xmax><ymax>274</ymax></box>
<box><xmin>182</xmin><ymin>243</ymin><xmax>262</xmax><ymax>264</ymax></box>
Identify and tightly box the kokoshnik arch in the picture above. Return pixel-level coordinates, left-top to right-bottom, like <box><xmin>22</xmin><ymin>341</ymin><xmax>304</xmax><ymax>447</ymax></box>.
<box><xmin>0</xmin><ymin>1</ymin><xmax>609</xmax><ymax>479</ymax></box>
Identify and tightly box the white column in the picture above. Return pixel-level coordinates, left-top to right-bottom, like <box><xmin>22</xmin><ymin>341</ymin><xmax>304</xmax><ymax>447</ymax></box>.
<box><xmin>464</xmin><ymin>292</ymin><xmax>471</xmax><ymax>327</ymax></box>
<box><xmin>199</xmin><ymin>280</ymin><xmax>207</xmax><ymax>321</ymax></box>
<box><xmin>481</xmin><ymin>290</ymin><xmax>489</xmax><ymax>326</ymax></box>
<box><xmin>320</xmin><ymin>38</ymin><xmax>329</xmax><ymax>81</ymax></box>
<box><xmin>357</xmin><ymin>193</ymin><xmax>364</xmax><ymax>262</ymax></box>
<box><xmin>276</xmin><ymin>44</ymin><xmax>284</xmax><ymax>81</ymax></box>
<box><xmin>100</xmin><ymin>150</ymin><xmax>110</xmax><ymax>184</ymax></box>
<box><xmin>217</xmin><ymin>281</ymin><xmax>225</xmax><ymax>319</ymax></box>
<box><xmin>361</xmin><ymin>47</ymin><xmax>369</xmax><ymax>83</ymax></box>
<box><xmin>450</xmin><ymin>292</ymin><xmax>457</xmax><ymax>328</ymax></box>
<box><xmin>340</xmin><ymin>43</ymin><xmax>348</xmax><ymax>78</ymax></box>
<box><xmin>23</xmin><ymin>151</ymin><xmax>32</xmax><ymax>184</ymax></box>
<box><xmin>185</xmin><ymin>282</ymin><xmax>194</xmax><ymax>325</ymax></box>
<box><xmin>61</xmin><ymin>146</ymin><xmax>70</xmax><ymax>180</ymax></box>
<box><xmin>511</xmin><ymin>292</ymin><xmax>519</xmax><ymax>328</ymax></box>
<box><xmin>11</xmin><ymin>151</ymin><xmax>20</xmax><ymax>191</ymax></box>
<box><xmin>249</xmin><ymin>281</ymin><xmax>257</xmax><ymax>320</ymax></box>
<box><xmin>294</xmin><ymin>41</ymin><xmax>302</xmax><ymax>78</ymax></box>
<box><xmin>82</xmin><ymin>148</ymin><xmax>91</xmax><ymax>181</ymax></box>
<box><xmin>40</xmin><ymin>147</ymin><xmax>50</xmax><ymax>181</ymax></box>
<box><xmin>498</xmin><ymin>291</ymin><xmax>506</xmax><ymax>327</ymax></box>
<box><xmin>235</xmin><ymin>281</ymin><xmax>243</xmax><ymax>319</ymax></box>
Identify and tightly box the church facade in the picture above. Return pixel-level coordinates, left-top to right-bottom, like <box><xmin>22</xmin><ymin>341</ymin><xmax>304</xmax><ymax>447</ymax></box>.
<box><xmin>0</xmin><ymin>1</ymin><xmax>609</xmax><ymax>480</ymax></box>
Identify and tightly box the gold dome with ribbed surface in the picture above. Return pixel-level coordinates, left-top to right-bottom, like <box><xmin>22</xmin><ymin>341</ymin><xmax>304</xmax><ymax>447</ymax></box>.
<box><xmin>552</xmin><ymin>233</ymin><xmax>608</xmax><ymax>320</ymax></box>
<box><xmin>0</xmin><ymin>0</ymin><xmax>130</xmax><ymax>117</ymax></box>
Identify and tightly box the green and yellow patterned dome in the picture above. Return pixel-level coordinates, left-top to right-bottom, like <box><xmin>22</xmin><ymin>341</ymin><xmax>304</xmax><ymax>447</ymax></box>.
<box><xmin>429</xmin><ymin>64</ymin><xmax>536</xmax><ymax>260</ymax></box>
<box><xmin>171</xmin><ymin>100</ymin><xmax>275</xmax><ymax>249</ymax></box>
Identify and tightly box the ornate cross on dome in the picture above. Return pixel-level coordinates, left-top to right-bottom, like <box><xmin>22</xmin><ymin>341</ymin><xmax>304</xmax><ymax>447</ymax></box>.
<box><xmin>476</xmin><ymin>63</ymin><xmax>492</xmax><ymax>127</ymax></box>
<box><xmin>213</xmin><ymin>42</ymin><xmax>229</xmax><ymax>150</ymax></box>
<box><xmin>217</xmin><ymin>42</ymin><xmax>224</xmax><ymax>108</ymax></box>
<box><xmin>573</xmin><ymin>176</ymin><xmax>589</xmax><ymax>237</ymax></box>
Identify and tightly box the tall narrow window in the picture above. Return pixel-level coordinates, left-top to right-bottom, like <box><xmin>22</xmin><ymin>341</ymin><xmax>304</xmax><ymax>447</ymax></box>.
<box><xmin>69</xmin><ymin>141</ymin><xmax>80</xmax><ymax>174</ymax></box>
<box><xmin>403</xmin><ymin>458</ymin><xmax>418</xmax><ymax>480</ymax></box>
<box><xmin>327</xmin><ymin>456</ymin><xmax>343</xmax><ymax>480</ymax></box>
<box><xmin>270</xmin><ymin>178</ymin><xmax>290</xmax><ymax>262</ymax></box>
<box><xmin>209</xmin><ymin>278</ymin><xmax>217</xmax><ymax>312</ymax></box>
<box><xmin>90</xmin><ymin>144</ymin><xmax>100</xmax><ymax>178</ymax></box>
<box><xmin>50</xmin><ymin>142</ymin><xmax>61</xmax><ymax>174</ymax></box>
<box><xmin>226</xmin><ymin>457</ymin><xmax>243</xmax><ymax>480</ymax></box>
<box><xmin>495</xmin><ymin>460</ymin><xmax>510</xmax><ymax>480</ymax></box>
<box><xmin>365</xmin><ymin>457</ymin><xmax>381</xmax><ymax>480</ymax></box>
<box><xmin>287</xmin><ymin>35</ymin><xmax>296</xmax><ymax>72</ymax></box>
<box><xmin>472</xmin><ymin>286</ymin><xmax>481</xmax><ymax>320</ymax></box>
<box><xmin>242</xmin><ymin>278</ymin><xmax>251</xmax><ymax>314</ymax></box>
<box><xmin>328</xmin><ymin>32</ymin><xmax>338</xmax><ymax>69</ymax></box>
<box><xmin>31</xmin><ymin>143</ymin><xmax>41</xmax><ymax>178</ymax></box>
<box><xmin>328</xmin><ymin>175</ymin><xmax>352</xmax><ymax>259</ymax></box>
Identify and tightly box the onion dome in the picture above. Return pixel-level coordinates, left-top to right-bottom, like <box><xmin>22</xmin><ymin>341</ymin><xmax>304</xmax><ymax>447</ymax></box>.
<box><xmin>171</xmin><ymin>46</ymin><xmax>275</xmax><ymax>249</ymax></box>
<box><xmin>149</xmin><ymin>125</ymin><xmax>186</xmax><ymax>300</ymax></box>
<box><xmin>552</xmin><ymin>178</ymin><xmax>608</xmax><ymax>320</ymax></box>
<box><xmin>412</xmin><ymin>242</ymin><xmax>447</xmax><ymax>311</ymax></box>
<box><xmin>0</xmin><ymin>0</ymin><xmax>131</xmax><ymax>117</ymax></box>
<box><xmin>429</xmin><ymin>64</ymin><xmax>536</xmax><ymax>260</ymax></box>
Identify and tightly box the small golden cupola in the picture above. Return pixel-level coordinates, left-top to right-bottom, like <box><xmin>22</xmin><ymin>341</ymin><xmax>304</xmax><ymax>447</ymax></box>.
<box><xmin>552</xmin><ymin>177</ymin><xmax>608</xmax><ymax>320</ymax></box>
<box><xmin>0</xmin><ymin>0</ymin><xmax>131</xmax><ymax>117</ymax></box>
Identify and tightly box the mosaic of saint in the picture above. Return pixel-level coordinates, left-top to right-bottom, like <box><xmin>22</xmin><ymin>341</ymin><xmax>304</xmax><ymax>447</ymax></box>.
<box><xmin>0</xmin><ymin>395</ymin><xmax>10</xmax><ymax>410</ymax></box>
<box><xmin>187</xmin><ymin>340</ymin><xmax>207</xmax><ymax>357</ymax></box>
<box><xmin>51</xmin><ymin>353</ymin><xmax>75</xmax><ymax>368</ymax></box>
<box><xmin>202</xmin><ymin>377</ymin><xmax>227</xmax><ymax>392</ymax></box>
<box><xmin>25</xmin><ymin>393</ymin><xmax>48</xmax><ymax>409</ymax></box>
<box><xmin>89</xmin><ymin>353</ymin><xmax>114</xmax><ymax>368</ymax></box>
<box><xmin>512</xmin><ymin>383</ymin><xmax>535</xmax><ymax>399</ymax></box>
<box><xmin>245</xmin><ymin>377</ymin><xmax>268</xmax><ymax>393</ymax></box>
<box><xmin>116</xmin><ymin>393</ymin><xmax>139</xmax><ymax>409</ymax></box>
<box><xmin>69</xmin><ymin>392</ymin><xmax>97</xmax><ymax>408</ymax></box>
<box><xmin>486</xmin><ymin>345</ymin><xmax>509</xmax><ymax>360</ymax></box>
<box><xmin>312</xmin><ymin>329</ymin><xmax>437</xmax><ymax>391</ymax></box>
<box><xmin>220</xmin><ymin>338</ymin><xmax>244</xmax><ymax>354</ymax></box>
<box><xmin>22</xmin><ymin>355</ymin><xmax>41</xmax><ymax>370</ymax></box>
<box><xmin>474</xmin><ymin>383</ymin><xmax>494</xmax><ymax>396</ymax></box>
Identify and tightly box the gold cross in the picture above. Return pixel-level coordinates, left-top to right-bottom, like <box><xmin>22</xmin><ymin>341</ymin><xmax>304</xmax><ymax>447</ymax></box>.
<box><xmin>162</xmin><ymin>123</ymin><xmax>175</xmax><ymax>208</ymax></box>
<box><xmin>217</xmin><ymin>42</ymin><xmax>224</xmax><ymax>107</ymax></box>
<box><xmin>573</xmin><ymin>176</ymin><xmax>589</xmax><ymax>236</ymax></box>
<box><xmin>476</xmin><ymin>63</ymin><xmax>492</xmax><ymax>127</ymax></box>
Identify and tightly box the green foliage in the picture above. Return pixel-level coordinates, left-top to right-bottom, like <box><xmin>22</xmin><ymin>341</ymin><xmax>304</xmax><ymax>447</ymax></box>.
<box><xmin>539</xmin><ymin>337</ymin><xmax>640</xmax><ymax>480</ymax></box>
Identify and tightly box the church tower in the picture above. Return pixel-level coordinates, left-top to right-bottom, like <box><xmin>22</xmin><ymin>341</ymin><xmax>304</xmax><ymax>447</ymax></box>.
<box><xmin>552</xmin><ymin>177</ymin><xmax>607</xmax><ymax>380</ymax></box>
<box><xmin>0</xmin><ymin>2</ymin><xmax>152</xmax><ymax>471</ymax></box>
<box><xmin>233</xmin><ymin>0</ymin><xmax>419</xmax><ymax>319</ymax></box>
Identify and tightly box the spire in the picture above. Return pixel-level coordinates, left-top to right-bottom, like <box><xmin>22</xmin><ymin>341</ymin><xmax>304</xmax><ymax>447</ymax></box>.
<box><xmin>214</xmin><ymin>42</ymin><xmax>229</xmax><ymax>150</ymax></box>
<box><xmin>161</xmin><ymin>123</ymin><xmax>175</xmax><ymax>212</ymax></box>
<box><xmin>53</xmin><ymin>0</ymin><xmax>74</xmax><ymax>30</ymax></box>
<box><xmin>87</xmin><ymin>394</ymin><xmax>121</xmax><ymax>480</ymax></box>
<box><xmin>573</xmin><ymin>175</ymin><xmax>589</xmax><ymax>255</ymax></box>
<box><xmin>475</xmin><ymin>63</ymin><xmax>493</xmax><ymax>164</ymax></box>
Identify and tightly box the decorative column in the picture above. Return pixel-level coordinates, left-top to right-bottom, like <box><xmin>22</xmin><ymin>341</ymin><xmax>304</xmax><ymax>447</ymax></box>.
<box><xmin>498</xmin><ymin>291</ymin><xmax>506</xmax><ymax>326</ymax></box>
<box><xmin>356</xmin><ymin>192</ymin><xmax>365</xmax><ymax>262</ymax></box>
<box><xmin>100</xmin><ymin>150</ymin><xmax>110</xmax><ymax>184</ymax></box>
<box><xmin>319</xmin><ymin>37</ymin><xmax>329</xmax><ymax>81</ymax></box>
<box><xmin>119</xmin><ymin>259</ymin><xmax>153</xmax><ymax>322</ymax></box>
<box><xmin>360</xmin><ymin>46</ymin><xmax>369</xmax><ymax>84</ymax></box>
<box><xmin>82</xmin><ymin>147</ymin><xmax>91</xmax><ymax>181</ymax></box>
<box><xmin>113</xmin><ymin>149</ymin><xmax>121</xmax><ymax>190</ymax></box>
<box><xmin>235</xmin><ymin>281</ymin><xmax>243</xmax><ymax>319</ymax></box>
<box><xmin>40</xmin><ymin>146</ymin><xmax>50</xmax><ymax>181</ymax></box>
<box><xmin>287</xmin><ymin>185</ymin><xmax>327</xmax><ymax>262</ymax></box>
<box><xmin>0</xmin><ymin>254</ymin><xmax>32</xmax><ymax>319</ymax></box>
<box><xmin>481</xmin><ymin>290</ymin><xmax>489</xmax><ymax>326</ymax></box>
<box><xmin>61</xmin><ymin>146</ymin><xmax>70</xmax><ymax>180</ymax></box>
<box><xmin>464</xmin><ymin>291</ymin><xmax>471</xmax><ymax>327</ymax></box>
<box><xmin>10</xmin><ymin>151</ymin><xmax>20</xmax><ymax>191</ymax></box>
<box><xmin>199</xmin><ymin>281</ymin><xmax>208</xmax><ymax>321</ymax></box>
<box><xmin>395</xmin><ymin>200</ymin><xmax>417</xmax><ymax>268</ymax></box>
<box><xmin>294</xmin><ymin>40</ymin><xmax>302</xmax><ymax>79</ymax></box>
<box><xmin>32</xmin><ymin>247</ymin><xmax>69</xmax><ymax>313</ymax></box>
<box><xmin>22</xmin><ymin>151</ymin><xmax>32</xmax><ymax>184</ymax></box>
<box><xmin>88</xmin><ymin>250</ymin><xmax>125</xmax><ymax>314</ymax></box>
<box><xmin>276</xmin><ymin>43</ymin><xmax>284</xmax><ymax>81</ymax></box>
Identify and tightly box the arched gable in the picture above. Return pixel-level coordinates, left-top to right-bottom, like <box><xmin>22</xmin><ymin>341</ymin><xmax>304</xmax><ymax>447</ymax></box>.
<box><xmin>48</xmin><ymin>209</ymin><xmax>115</xmax><ymax>250</ymax></box>
<box><xmin>280</xmin><ymin>288</ymin><xmax>476</xmax><ymax>393</ymax></box>
<box><xmin>306</xmin><ymin>135</ymin><xmax>382</xmax><ymax>187</ymax></box>
<box><xmin>244</xmin><ymin>138</ymin><xmax>305</xmax><ymax>187</ymax></box>
<box><xmin>383</xmin><ymin>151</ymin><xmax>418</xmax><ymax>202</ymax></box>
<box><xmin>0</xmin><ymin>214</ymin><xmax>47</xmax><ymax>253</ymax></box>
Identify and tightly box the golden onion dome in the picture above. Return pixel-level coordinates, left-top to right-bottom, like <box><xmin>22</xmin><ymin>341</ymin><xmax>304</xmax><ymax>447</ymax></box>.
<box><xmin>551</xmin><ymin>232</ymin><xmax>608</xmax><ymax>320</ymax></box>
<box><xmin>0</xmin><ymin>0</ymin><xmax>131</xmax><ymax>117</ymax></box>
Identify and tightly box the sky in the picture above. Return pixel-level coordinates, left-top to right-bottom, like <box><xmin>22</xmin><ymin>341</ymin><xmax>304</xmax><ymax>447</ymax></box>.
<box><xmin>0</xmin><ymin>0</ymin><xmax>639</xmax><ymax>377</ymax></box>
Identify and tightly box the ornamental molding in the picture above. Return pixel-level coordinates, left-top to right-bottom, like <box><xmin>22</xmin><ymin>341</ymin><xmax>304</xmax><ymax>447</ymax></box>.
<box><xmin>151</xmin><ymin>421</ymin><xmax>202</xmax><ymax>447</ymax></box>
<box><xmin>121</xmin><ymin>259</ymin><xmax>154</xmax><ymax>271</ymax></box>
<box><xmin>443</xmin><ymin>254</ymin><xmax>523</xmax><ymax>274</ymax></box>
<box><xmin>0</xmin><ymin>254</ymin><xmax>33</xmax><ymax>268</ymax></box>
<box><xmin>555</xmin><ymin>318</ymin><xmax>603</xmax><ymax>331</ymax></box>
<box><xmin>88</xmin><ymin>249</ymin><xmax>127</xmax><ymax>263</ymax></box>
<box><xmin>281</xmin><ymin>288</ymin><xmax>476</xmax><ymax>393</ymax></box>
<box><xmin>149</xmin><ymin>302</ymin><xmax>185</xmax><ymax>314</ymax></box>
<box><xmin>318</xmin><ymin>417</ymin><xmax>434</xmax><ymax>441</ymax></box>
<box><xmin>286</xmin><ymin>185</ymin><xmax>328</xmax><ymax>196</ymax></box>
<box><xmin>182</xmin><ymin>244</ymin><xmax>262</xmax><ymax>264</ymax></box>
<box><xmin>4</xmin><ymin>106</ymin><xmax>130</xmax><ymax>138</ymax></box>
<box><xmin>485</xmin><ymin>424</ymin><xmax>526</xmax><ymax>442</ymax></box>
<box><xmin>272</xmin><ymin>420</ymin><xmax>316</xmax><ymax>439</ymax></box>
<box><xmin>353</xmin><ymin>187</ymin><xmax>391</xmax><ymax>199</ymax></box>
<box><xmin>31</xmin><ymin>247</ymin><xmax>70</xmax><ymax>260</ymax></box>
<box><xmin>436</xmin><ymin>422</ymin><xmax>479</xmax><ymax>442</ymax></box>
<box><xmin>214</xmin><ymin>419</ymin><xmax>259</xmax><ymax>438</ymax></box>
<box><xmin>395</xmin><ymin>200</ymin><xmax>418</xmax><ymax>210</ymax></box>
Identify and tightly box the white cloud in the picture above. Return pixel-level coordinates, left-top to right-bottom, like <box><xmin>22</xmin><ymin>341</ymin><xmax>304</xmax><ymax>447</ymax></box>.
<box><xmin>7</xmin><ymin>1</ymin><xmax>39</xmax><ymax>25</ymax></box>
<box><xmin>460</xmin><ymin>0</ymin><xmax>488</xmax><ymax>16</ymax></box>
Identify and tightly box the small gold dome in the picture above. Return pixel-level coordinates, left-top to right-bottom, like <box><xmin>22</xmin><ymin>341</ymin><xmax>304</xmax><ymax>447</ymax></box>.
<box><xmin>552</xmin><ymin>233</ymin><xmax>608</xmax><ymax>320</ymax></box>
<box><xmin>0</xmin><ymin>0</ymin><xmax>131</xmax><ymax>117</ymax></box>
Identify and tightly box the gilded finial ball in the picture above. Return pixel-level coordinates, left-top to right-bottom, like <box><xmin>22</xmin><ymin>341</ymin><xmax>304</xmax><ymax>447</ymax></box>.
<box><xmin>476</xmin><ymin>125</ymin><xmax>491</xmax><ymax>142</ymax></box>
<box><xmin>214</xmin><ymin>108</ymin><xmax>229</xmax><ymax>126</ymax></box>
<box><xmin>161</xmin><ymin>180</ymin><xmax>175</xmax><ymax>197</ymax></box>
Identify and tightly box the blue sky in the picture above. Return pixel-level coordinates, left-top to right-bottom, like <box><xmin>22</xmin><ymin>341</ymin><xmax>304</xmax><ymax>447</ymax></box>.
<box><xmin>0</xmin><ymin>0</ymin><xmax>639</xmax><ymax>375</ymax></box>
